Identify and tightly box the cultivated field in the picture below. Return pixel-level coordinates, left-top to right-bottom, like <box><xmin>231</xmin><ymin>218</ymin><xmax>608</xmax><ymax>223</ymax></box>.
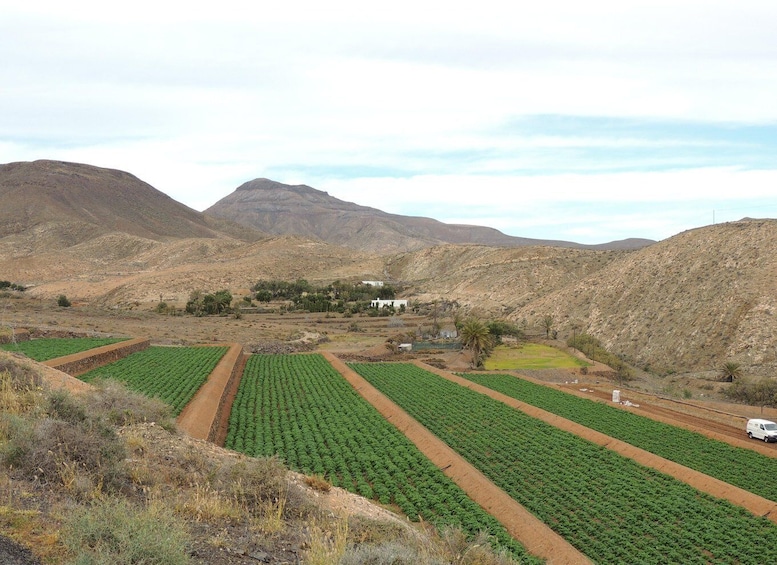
<box><xmin>0</xmin><ymin>337</ymin><xmax>127</xmax><ymax>361</ymax></box>
<box><xmin>351</xmin><ymin>362</ymin><xmax>777</xmax><ymax>564</ymax></box>
<box><xmin>224</xmin><ymin>353</ymin><xmax>540</xmax><ymax>563</ymax></box>
<box><xmin>78</xmin><ymin>346</ymin><xmax>229</xmax><ymax>415</ymax></box>
<box><xmin>459</xmin><ymin>372</ymin><xmax>777</xmax><ymax>503</ymax></box>
<box><xmin>12</xmin><ymin>308</ymin><xmax>777</xmax><ymax>563</ymax></box>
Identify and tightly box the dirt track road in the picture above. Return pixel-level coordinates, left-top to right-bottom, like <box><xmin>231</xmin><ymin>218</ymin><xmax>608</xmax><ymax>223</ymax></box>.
<box><xmin>553</xmin><ymin>380</ymin><xmax>777</xmax><ymax>458</ymax></box>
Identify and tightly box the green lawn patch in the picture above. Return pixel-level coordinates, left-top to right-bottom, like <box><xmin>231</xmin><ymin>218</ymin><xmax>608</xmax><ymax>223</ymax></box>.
<box><xmin>484</xmin><ymin>343</ymin><xmax>588</xmax><ymax>370</ymax></box>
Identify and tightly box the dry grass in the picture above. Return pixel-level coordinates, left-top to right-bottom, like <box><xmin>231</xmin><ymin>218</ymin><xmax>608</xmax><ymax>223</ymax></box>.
<box><xmin>0</xmin><ymin>351</ymin><xmax>531</xmax><ymax>565</ymax></box>
<box><xmin>304</xmin><ymin>474</ymin><xmax>332</xmax><ymax>493</ymax></box>
<box><xmin>304</xmin><ymin>517</ymin><xmax>349</xmax><ymax>565</ymax></box>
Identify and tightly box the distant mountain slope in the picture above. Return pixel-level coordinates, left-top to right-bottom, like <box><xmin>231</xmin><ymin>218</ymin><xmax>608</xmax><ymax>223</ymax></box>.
<box><xmin>505</xmin><ymin>219</ymin><xmax>777</xmax><ymax>374</ymax></box>
<box><xmin>206</xmin><ymin>178</ymin><xmax>654</xmax><ymax>253</ymax></box>
<box><xmin>0</xmin><ymin>160</ymin><xmax>262</xmax><ymax>249</ymax></box>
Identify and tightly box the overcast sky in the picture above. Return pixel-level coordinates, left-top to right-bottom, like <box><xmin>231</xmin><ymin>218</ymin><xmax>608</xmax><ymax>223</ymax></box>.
<box><xmin>3</xmin><ymin>1</ymin><xmax>776</xmax><ymax>244</ymax></box>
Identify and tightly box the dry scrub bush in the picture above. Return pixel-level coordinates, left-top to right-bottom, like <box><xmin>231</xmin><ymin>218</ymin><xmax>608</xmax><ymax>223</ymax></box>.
<box><xmin>62</xmin><ymin>497</ymin><xmax>190</xmax><ymax>565</ymax></box>
<box><xmin>339</xmin><ymin>525</ymin><xmax>520</xmax><ymax>565</ymax></box>
<box><xmin>304</xmin><ymin>473</ymin><xmax>332</xmax><ymax>492</ymax></box>
<box><xmin>304</xmin><ymin>517</ymin><xmax>349</xmax><ymax>565</ymax></box>
<box><xmin>0</xmin><ymin>357</ymin><xmax>45</xmax><ymax>417</ymax></box>
<box><xmin>83</xmin><ymin>379</ymin><xmax>174</xmax><ymax>429</ymax></box>
<box><xmin>0</xmin><ymin>379</ymin><xmax>171</xmax><ymax>498</ymax></box>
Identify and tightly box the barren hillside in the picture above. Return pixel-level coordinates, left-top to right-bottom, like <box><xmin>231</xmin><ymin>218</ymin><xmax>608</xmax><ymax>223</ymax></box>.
<box><xmin>3</xmin><ymin>160</ymin><xmax>777</xmax><ymax>376</ymax></box>
<box><xmin>507</xmin><ymin>219</ymin><xmax>777</xmax><ymax>375</ymax></box>
<box><xmin>0</xmin><ymin>160</ymin><xmax>244</xmax><ymax>245</ymax></box>
<box><xmin>206</xmin><ymin>178</ymin><xmax>652</xmax><ymax>253</ymax></box>
<box><xmin>385</xmin><ymin>244</ymin><xmax>627</xmax><ymax>315</ymax></box>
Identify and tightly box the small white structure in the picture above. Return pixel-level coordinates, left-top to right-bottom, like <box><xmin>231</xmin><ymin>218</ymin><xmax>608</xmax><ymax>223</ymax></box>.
<box><xmin>362</xmin><ymin>280</ymin><xmax>384</xmax><ymax>287</ymax></box>
<box><xmin>612</xmin><ymin>390</ymin><xmax>621</xmax><ymax>403</ymax></box>
<box><xmin>370</xmin><ymin>299</ymin><xmax>408</xmax><ymax>309</ymax></box>
<box><xmin>398</xmin><ymin>343</ymin><xmax>413</xmax><ymax>352</ymax></box>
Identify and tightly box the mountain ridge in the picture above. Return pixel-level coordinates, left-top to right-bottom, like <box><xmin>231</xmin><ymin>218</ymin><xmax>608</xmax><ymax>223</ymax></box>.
<box><xmin>207</xmin><ymin>177</ymin><xmax>655</xmax><ymax>253</ymax></box>
<box><xmin>2</xmin><ymin>159</ymin><xmax>775</xmax><ymax>377</ymax></box>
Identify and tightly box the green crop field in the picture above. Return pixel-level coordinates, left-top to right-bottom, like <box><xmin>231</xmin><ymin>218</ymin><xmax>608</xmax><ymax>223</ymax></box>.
<box><xmin>225</xmin><ymin>354</ymin><xmax>541</xmax><ymax>563</ymax></box>
<box><xmin>483</xmin><ymin>343</ymin><xmax>588</xmax><ymax>370</ymax></box>
<box><xmin>78</xmin><ymin>346</ymin><xmax>227</xmax><ymax>415</ymax></box>
<box><xmin>459</xmin><ymin>372</ymin><xmax>777</xmax><ymax>503</ymax></box>
<box><xmin>351</xmin><ymin>362</ymin><xmax>777</xmax><ymax>564</ymax></box>
<box><xmin>1</xmin><ymin>337</ymin><xmax>127</xmax><ymax>361</ymax></box>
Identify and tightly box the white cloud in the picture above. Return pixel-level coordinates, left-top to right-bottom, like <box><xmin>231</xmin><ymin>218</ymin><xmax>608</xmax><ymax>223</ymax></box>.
<box><xmin>2</xmin><ymin>1</ymin><xmax>776</xmax><ymax>244</ymax></box>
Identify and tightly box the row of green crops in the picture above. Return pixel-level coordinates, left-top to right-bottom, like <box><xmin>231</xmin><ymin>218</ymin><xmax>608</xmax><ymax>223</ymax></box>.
<box><xmin>1</xmin><ymin>337</ymin><xmax>127</xmax><ymax>361</ymax></box>
<box><xmin>350</xmin><ymin>362</ymin><xmax>777</xmax><ymax>565</ymax></box>
<box><xmin>78</xmin><ymin>346</ymin><xmax>228</xmax><ymax>415</ymax></box>
<box><xmin>225</xmin><ymin>354</ymin><xmax>541</xmax><ymax>564</ymax></box>
<box><xmin>459</xmin><ymin>372</ymin><xmax>777</xmax><ymax>503</ymax></box>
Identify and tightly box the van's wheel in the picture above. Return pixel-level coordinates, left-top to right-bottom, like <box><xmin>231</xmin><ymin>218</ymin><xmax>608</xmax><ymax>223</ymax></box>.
<box><xmin>765</xmin><ymin>435</ymin><xmax>770</xmax><ymax>443</ymax></box>
<box><xmin>748</xmin><ymin>432</ymin><xmax>753</xmax><ymax>439</ymax></box>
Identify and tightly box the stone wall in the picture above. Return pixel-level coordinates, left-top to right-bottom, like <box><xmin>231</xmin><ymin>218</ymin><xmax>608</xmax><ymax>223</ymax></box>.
<box><xmin>43</xmin><ymin>337</ymin><xmax>150</xmax><ymax>376</ymax></box>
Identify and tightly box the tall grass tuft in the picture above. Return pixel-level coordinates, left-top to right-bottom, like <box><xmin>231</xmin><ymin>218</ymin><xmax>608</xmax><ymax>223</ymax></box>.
<box><xmin>62</xmin><ymin>497</ymin><xmax>190</xmax><ymax>565</ymax></box>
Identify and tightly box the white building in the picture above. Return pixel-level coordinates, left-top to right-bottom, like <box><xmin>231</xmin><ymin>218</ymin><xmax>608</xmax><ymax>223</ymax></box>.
<box><xmin>362</xmin><ymin>280</ymin><xmax>384</xmax><ymax>287</ymax></box>
<box><xmin>370</xmin><ymin>299</ymin><xmax>408</xmax><ymax>309</ymax></box>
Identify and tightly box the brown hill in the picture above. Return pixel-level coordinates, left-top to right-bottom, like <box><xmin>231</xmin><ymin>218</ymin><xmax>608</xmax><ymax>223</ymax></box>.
<box><xmin>504</xmin><ymin>219</ymin><xmax>777</xmax><ymax>375</ymax></box>
<box><xmin>205</xmin><ymin>178</ymin><xmax>653</xmax><ymax>253</ymax></box>
<box><xmin>2</xmin><ymin>160</ymin><xmax>776</xmax><ymax>376</ymax></box>
<box><xmin>0</xmin><ymin>160</ymin><xmax>263</xmax><ymax>248</ymax></box>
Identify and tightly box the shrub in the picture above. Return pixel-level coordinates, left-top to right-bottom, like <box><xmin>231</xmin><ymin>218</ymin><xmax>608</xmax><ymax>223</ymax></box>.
<box><xmin>2</xmin><ymin>387</ymin><xmax>128</xmax><ymax>493</ymax></box>
<box><xmin>84</xmin><ymin>379</ymin><xmax>174</xmax><ymax>428</ymax></box>
<box><xmin>62</xmin><ymin>497</ymin><xmax>190</xmax><ymax>565</ymax></box>
<box><xmin>58</xmin><ymin>295</ymin><xmax>72</xmax><ymax>307</ymax></box>
<box><xmin>217</xmin><ymin>456</ymin><xmax>287</xmax><ymax>510</ymax></box>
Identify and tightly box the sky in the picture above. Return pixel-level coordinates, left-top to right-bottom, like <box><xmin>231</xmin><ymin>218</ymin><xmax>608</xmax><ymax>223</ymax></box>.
<box><xmin>2</xmin><ymin>1</ymin><xmax>777</xmax><ymax>244</ymax></box>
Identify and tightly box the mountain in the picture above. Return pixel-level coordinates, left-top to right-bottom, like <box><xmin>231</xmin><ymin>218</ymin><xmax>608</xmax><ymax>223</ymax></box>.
<box><xmin>205</xmin><ymin>178</ymin><xmax>654</xmax><ymax>253</ymax></box>
<box><xmin>0</xmin><ymin>160</ymin><xmax>264</xmax><ymax>249</ymax></box>
<box><xmin>3</xmin><ymin>159</ymin><xmax>776</xmax><ymax>376</ymax></box>
<box><xmin>509</xmin><ymin>219</ymin><xmax>777</xmax><ymax>376</ymax></box>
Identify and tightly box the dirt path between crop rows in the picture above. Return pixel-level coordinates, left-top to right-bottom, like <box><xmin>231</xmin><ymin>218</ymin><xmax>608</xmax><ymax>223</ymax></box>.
<box><xmin>322</xmin><ymin>352</ymin><xmax>591</xmax><ymax>565</ymax></box>
<box><xmin>177</xmin><ymin>343</ymin><xmax>245</xmax><ymax>442</ymax></box>
<box><xmin>553</xmin><ymin>379</ymin><xmax>777</xmax><ymax>458</ymax></box>
<box><xmin>414</xmin><ymin>361</ymin><xmax>777</xmax><ymax>525</ymax></box>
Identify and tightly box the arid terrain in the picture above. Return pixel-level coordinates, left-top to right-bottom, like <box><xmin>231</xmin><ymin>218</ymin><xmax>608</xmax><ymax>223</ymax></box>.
<box><xmin>5</xmin><ymin>158</ymin><xmax>777</xmax><ymax>562</ymax></box>
<box><xmin>3</xmin><ymin>160</ymin><xmax>777</xmax><ymax>380</ymax></box>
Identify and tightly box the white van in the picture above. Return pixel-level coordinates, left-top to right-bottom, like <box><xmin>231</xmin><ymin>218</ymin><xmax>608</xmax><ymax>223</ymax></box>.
<box><xmin>746</xmin><ymin>419</ymin><xmax>777</xmax><ymax>442</ymax></box>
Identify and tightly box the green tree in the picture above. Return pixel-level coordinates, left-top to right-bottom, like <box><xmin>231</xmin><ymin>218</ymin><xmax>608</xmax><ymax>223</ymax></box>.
<box><xmin>541</xmin><ymin>315</ymin><xmax>554</xmax><ymax>339</ymax></box>
<box><xmin>57</xmin><ymin>294</ymin><xmax>71</xmax><ymax>307</ymax></box>
<box><xmin>460</xmin><ymin>318</ymin><xmax>493</xmax><ymax>369</ymax></box>
<box><xmin>719</xmin><ymin>361</ymin><xmax>743</xmax><ymax>382</ymax></box>
<box><xmin>486</xmin><ymin>320</ymin><xmax>524</xmax><ymax>344</ymax></box>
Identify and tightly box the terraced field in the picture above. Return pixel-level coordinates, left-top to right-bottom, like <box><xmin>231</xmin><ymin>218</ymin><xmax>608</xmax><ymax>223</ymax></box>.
<box><xmin>350</xmin><ymin>362</ymin><xmax>777</xmax><ymax>564</ymax></box>
<box><xmin>459</xmin><ymin>372</ymin><xmax>777</xmax><ymax>502</ymax></box>
<box><xmin>225</xmin><ymin>353</ymin><xmax>540</xmax><ymax>563</ymax></box>
<box><xmin>78</xmin><ymin>346</ymin><xmax>228</xmax><ymax>415</ymax></box>
<box><xmin>0</xmin><ymin>337</ymin><xmax>127</xmax><ymax>361</ymax></box>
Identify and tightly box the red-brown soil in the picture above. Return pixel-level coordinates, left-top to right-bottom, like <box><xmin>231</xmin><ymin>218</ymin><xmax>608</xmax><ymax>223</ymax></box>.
<box><xmin>416</xmin><ymin>362</ymin><xmax>777</xmax><ymax>523</ymax></box>
<box><xmin>176</xmin><ymin>343</ymin><xmax>246</xmax><ymax>442</ymax></box>
<box><xmin>323</xmin><ymin>352</ymin><xmax>591</xmax><ymax>565</ymax></box>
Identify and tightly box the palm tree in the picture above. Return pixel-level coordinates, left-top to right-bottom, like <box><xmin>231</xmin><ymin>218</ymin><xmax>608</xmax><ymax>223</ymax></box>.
<box><xmin>460</xmin><ymin>318</ymin><xmax>492</xmax><ymax>368</ymax></box>
<box><xmin>541</xmin><ymin>315</ymin><xmax>554</xmax><ymax>339</ymax></box>
<box><xmin>719</xmin><ymin>361</ymin><xmax>743</xmax><ymax>382</ymax></box>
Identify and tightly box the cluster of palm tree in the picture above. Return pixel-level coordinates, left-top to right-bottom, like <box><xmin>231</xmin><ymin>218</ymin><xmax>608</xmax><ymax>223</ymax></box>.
<box><xmin>458</xmin><ymin>318</ymin><xmax>494</xmax><ymax>369</ymax></box>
